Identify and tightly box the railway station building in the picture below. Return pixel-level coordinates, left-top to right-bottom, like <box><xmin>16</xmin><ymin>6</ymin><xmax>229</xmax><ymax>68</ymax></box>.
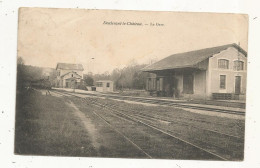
<box><xmin>142</xmin><ymin>43</ymin><xmax>247</xmax><ymax>100</ymax></box>
<box><xmin>55</xmin><ymin>63</ymin><xmax>84</xmax><ymax>88</ymax></box>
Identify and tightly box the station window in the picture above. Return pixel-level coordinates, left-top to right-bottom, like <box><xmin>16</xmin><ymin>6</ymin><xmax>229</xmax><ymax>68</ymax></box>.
<box><xmin>234</xmin><ymin>60</ymin><xmax>244</xmax><ymax>71</ymax></box>
<box><xmin>218</xmin><ymin>59</ymin><xmax>229</xmax><ymax>69</ymax></box>
<box><xmin>107</xmin><ymin>83</ymin><xmax>110</xmax><ymax>87</ymax></box>
<box><xmin>220</xmin><ymin>75</ymin><xmax>226</xmax><ymax>89</ymax></box>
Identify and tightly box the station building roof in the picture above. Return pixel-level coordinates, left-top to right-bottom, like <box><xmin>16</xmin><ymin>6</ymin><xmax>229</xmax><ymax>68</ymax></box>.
<box><xmin>56</xmin><ymin>63</ymin><xmax>84</xmax><ymax>71</ymax></box>
<box><xmin>142</xmin><ymin>43</ymin><xmax>247</xmax><ymax>72</ymax></box>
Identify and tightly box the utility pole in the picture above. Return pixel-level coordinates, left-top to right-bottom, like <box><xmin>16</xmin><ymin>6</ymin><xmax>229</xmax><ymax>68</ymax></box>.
<box><xmin>91</xmin><ymin>57</ymin><xmax>95</xmax><ymax>74</ymax></box>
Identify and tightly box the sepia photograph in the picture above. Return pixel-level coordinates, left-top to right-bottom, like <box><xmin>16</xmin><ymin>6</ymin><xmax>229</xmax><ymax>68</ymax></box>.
<box><xmin>15</xmin><ymin>8</ymin><xmax>248</xmax><ymax>161</ymax></box>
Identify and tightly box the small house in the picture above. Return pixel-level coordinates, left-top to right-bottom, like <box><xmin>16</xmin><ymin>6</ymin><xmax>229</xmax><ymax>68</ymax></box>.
<box><xmin>142</xmin><ymin>43</ymin><xmax>247</xmax><ymax>100</ymax></box>
<box><xmin>56</xmin><ymin>63</ymin><xmax>84</xmax><ymax>88</ymax></box>
<box><xmin>95</xmin><ymin>80</ymin><xmax>114</xmax><ymax>92</ymax></box>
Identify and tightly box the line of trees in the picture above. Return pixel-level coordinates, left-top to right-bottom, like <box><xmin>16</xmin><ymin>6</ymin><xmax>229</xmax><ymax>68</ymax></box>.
<box><xmin>17</xmin><ymin>56</ymin><xmax>150</xmax><ymax>91</ymax></box>
<box><xmin>84</xmin><ymin>64</ymin><xmax>149</xmax><ymax>90</ymax></box>
<box><xmin>17</xmin><ymin>57</ymin><xmax>57</xmax><ymax>91</ymax></box>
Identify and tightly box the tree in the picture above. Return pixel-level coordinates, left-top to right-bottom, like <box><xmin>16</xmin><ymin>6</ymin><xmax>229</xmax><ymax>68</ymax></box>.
<box><xmin>84</xmin><ymin>75</ymin><xmax>94</xmax><ymax>86</ymax></box>
<box><xmin>132</xmin><ymin>71</ymin><xmax>148</xmax><ymax>89</ymax></box>
<box><xmin>90</xmin><ymin>63</ymin><xmax>149</xmax><ymax>90</ymax></box>
<box><xmin>17</xmin><ymin>56</ymin><xmax>24</xmax><ymax>65</ymax></box>
<box><xmin>111</xmin><ymin>64</ymin><xmax>148</xmax><ymax>90</ymax></box>
<box><xmin>17</xmin><ymin>57</ymin><xmax>26</xmax><ymax>90</ymax></box>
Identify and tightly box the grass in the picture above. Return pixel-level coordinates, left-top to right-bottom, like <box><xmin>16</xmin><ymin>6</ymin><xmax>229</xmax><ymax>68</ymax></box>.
<box><xmin>15</xmin><ymin>90</ymin><xmax>97</xmax><ymax>157</ymax></box>
<box><xmin>15</xmin><ymin>90</ymin><xmax>148</xmax><ymax>158</ymax></box>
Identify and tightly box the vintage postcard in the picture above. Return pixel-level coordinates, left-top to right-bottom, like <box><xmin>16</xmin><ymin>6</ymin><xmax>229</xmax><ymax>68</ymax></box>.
<box><xmin>15</xmin><ymin>8</ymin><xmax>248</xmax><ymax>160</ymax></box>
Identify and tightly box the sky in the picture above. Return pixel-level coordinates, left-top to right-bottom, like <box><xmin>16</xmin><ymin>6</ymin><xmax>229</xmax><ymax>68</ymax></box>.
<box><xmin>17</xmin><ymin>8</ymin><xmax>248</xmax><ymax>74</ymax></box>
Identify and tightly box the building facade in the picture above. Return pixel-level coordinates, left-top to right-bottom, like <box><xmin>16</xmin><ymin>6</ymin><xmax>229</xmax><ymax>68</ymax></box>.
<box><xmin>142</xmin><ymin>44</ymin><xmax>247</xmax><ymax>100</ymax></box>
<box><xmin>56</xmin><ymin>63</ymin><xmax>84</xmax><ymax>88</ymax></box>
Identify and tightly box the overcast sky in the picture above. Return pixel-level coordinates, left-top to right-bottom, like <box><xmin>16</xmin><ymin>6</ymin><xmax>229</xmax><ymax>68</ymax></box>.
<box><xmin>18</xmin><ymin>8</ymin><xmax>248</xmax><ymax>74</ymax></box>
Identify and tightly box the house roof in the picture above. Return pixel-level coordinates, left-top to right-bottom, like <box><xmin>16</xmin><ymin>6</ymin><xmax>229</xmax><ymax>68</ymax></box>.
<box><xmin>142</xmin><ymin>43</ymin><xmax>247</xmax><ymax>72</ymax></box>
<box><xmin>56</xmin><ymin>63</ymin><xmax>84</xmax><ymax>71</ymax></box>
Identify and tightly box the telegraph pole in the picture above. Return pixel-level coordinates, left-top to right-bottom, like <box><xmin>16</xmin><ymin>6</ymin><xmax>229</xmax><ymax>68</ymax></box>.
<box><xmin>91</xmin><ymin>57</ymin><xmax>95</xmax><ymax>74</ymax></box>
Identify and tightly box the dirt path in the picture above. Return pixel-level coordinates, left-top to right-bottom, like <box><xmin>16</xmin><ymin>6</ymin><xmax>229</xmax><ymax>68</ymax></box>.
<box><xmin>66</xmin><ymin>101</ymin><xmax>101</xmax><ymax>152</ymax></box>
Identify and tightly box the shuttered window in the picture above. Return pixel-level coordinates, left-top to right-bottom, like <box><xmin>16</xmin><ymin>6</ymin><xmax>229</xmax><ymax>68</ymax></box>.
<box><xmin>234</xmin><ymin>60</ymin><xmax>244</xmax><ymax>71</ymax></box>
<box><xmin>220</xmin><ymin>75</ymin><xmax>226</xmax><ymax>89</ymax></box>
<box><xmin>218</xmin><ymin>59</ymin><xmax>229</xmax><ymax>69</ymax></box>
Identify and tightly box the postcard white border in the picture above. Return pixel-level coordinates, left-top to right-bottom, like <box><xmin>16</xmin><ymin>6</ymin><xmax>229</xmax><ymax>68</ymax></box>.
<box><xmin>1</xmin><ymin>0</ymin><xmax>260</xmax><ymax>168</ymax></box>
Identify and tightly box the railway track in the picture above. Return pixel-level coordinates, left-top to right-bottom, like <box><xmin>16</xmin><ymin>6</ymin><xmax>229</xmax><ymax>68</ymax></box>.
<box><xmin>90</xmin><ymin>109</ymin><xmax>153</xmax><ymax>158</ymax></box>
<box><xmin>53</xmin><ymin>89</ymin><xmax>245</xmax><ymax>116</ymax></box>
<box><xmin>51</xmin><ymin>90</ymin><xmax>244</xmax><ymax>160</ymax></box>
<box><xmin>92</xmin><ymin>100</ymin><xmax>244</xmax><ymax>139</ymax></box>
<box><xmin>86</xmin><ymin>97</ymin><xmax>244</xmax><ymax>159</ymax></box>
